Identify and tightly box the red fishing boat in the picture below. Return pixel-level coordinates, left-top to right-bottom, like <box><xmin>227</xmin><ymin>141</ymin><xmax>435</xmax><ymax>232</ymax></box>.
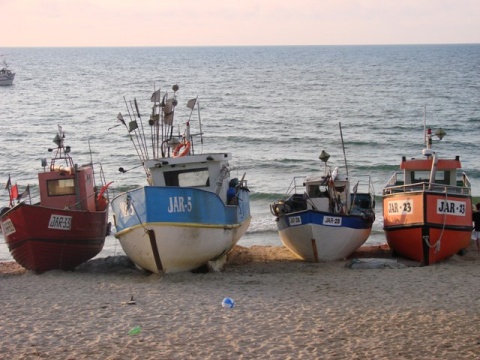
<box><xmin>0</xmin><ymin>127</ymin><xmax>111</xmax><ymax>273</ymax></box>
<box><xmin>383</xmin><ymin>125</ymin><xmax>473</xmax><ymax>265</ymax></box>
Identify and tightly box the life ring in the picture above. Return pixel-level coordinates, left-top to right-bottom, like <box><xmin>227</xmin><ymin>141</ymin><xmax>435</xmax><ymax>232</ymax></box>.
<box><xmin>173</xmin><ymin>141</ymin><xmax>191</xmax><ymax>158</ymax></box>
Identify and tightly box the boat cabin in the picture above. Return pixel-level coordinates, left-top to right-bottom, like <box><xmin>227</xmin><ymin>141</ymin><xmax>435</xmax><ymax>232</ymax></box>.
<box><xmin>385</xmin><ymin>153</ymin><xmax>471</xmax><ymax>194</ymax></box>
<box><xmin>305</xmin><ymin>175</ymin><xmax>351</xmax><ymax>214</ymax></box>
<box><xmin>38</xmin><ymin>165</ymin><xmax>96</xmax><ymax>211</ymax></box>
<box><xmin>144</xmin><ymin>153</ymin><xmax>233</xmax><ymax>204</ymax></box>
<box><xmin>271</xmin><ymin>172</ymin><xmax>374</xmax><ymax>217</ymax></box>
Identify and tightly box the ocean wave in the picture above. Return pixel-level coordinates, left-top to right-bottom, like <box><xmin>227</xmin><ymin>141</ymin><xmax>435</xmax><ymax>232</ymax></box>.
<box><xmin>249</xmin><ymin>191</ymin><xmax>285</xmax><ymax>201</ymax></box>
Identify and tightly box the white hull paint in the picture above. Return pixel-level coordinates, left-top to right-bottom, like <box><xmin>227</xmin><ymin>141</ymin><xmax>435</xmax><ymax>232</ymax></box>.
<box><xmin>279</xmin><ymin>223</ymin><xmax>371</xmax><ymax>261</ymax></box>
<box><xmin>117</xmin><ymin>219</ymin><xmax>251</xmax><ymax>274</ymax></box>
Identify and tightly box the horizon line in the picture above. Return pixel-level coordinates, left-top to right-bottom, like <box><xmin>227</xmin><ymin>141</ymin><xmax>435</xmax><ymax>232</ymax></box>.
<box><xmin>2</xmin><ymin>42</ymin><xmax>480</xmax><ymax>49</ymax></box>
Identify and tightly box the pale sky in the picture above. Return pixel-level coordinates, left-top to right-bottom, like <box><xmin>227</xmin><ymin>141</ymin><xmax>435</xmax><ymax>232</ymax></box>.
<box><xmin>2</xmin><ymin>0</ymin><xmax>479</xmax><ymax>47</ymax></box>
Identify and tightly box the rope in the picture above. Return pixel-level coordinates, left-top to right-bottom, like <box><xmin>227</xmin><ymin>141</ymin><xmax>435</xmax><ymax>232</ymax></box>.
<box><xmin>423</xmin><ymin>190</ymin><xmax>448</xmax><ymax>256</ymax></box>
<box><xmin>126</xmin><ymin>193</ymin><xmax>149</xmax><ymax>234</ymax></box>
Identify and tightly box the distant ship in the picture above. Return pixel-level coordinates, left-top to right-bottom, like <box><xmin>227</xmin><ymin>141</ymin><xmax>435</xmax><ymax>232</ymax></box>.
<box><xmin>0</xmin><ymin>59</ymin><xmax>15</xmax><ymax>86</ymax></box>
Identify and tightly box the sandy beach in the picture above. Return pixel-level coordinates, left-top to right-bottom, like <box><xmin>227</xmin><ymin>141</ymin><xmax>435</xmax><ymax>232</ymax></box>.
<box><xmin>1</xmin><ymin>242</ymin><xmax>479</xmax><ymax>360</ymax></box>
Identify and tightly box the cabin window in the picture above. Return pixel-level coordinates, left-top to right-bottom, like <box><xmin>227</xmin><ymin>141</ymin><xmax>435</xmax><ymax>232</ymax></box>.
<box><xmin>411</xmin><ymin>170</ymin><xmax>450</xmax><ymax>185</ymax></box>
<box><xmin>47</xmin><ymin>178</ymin><xmax>75</xmax><ymax>196</ymax></box>
<box><xmin>411</xmin><ymin>171</ymin><xmax>430</xmax><ymax>183</ymax></box>
<box><xmin>308</xmin><ymin>185</ymin><xmax>321</xmax><ymax>197</ymax></box>
<box><xmin>438</xmin><ymin>171</ymin><xmax>450</xmax><ymax>185</ymax></box>
<box><xmin>164</xmin><ymin>168</ymin><xmax>210</xmax><ymax>187</ymax></box>
<box><xmin>308</xmin><ymin>185</ymin><xmax>329</xmax><ymax>198</ymax></box>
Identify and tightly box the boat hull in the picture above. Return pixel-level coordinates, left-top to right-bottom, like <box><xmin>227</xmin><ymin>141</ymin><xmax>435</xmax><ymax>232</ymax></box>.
<box><xmin>0</xmin><ymin>79</ymin><xmax>14</xmax><ymax>86</ymax></box>
<box><xmin>0</xmin><ymin>203</ymin><xmax>108</xmax><ymax>273</ymax></box>
<box><xmin>276</xmin><ymin>210</ymin><xmax>373</xmax><ymax>261</ymax></box>
<box><xmin>111</xmin><ymin>186</ymin><xmax>251</xmax><ymax>273</ymax></box>
<box><xmin>383</xmin><ymin>191</ymin><xmax>472</xmax><ymax>264</ymax></box>
<box><xmin>0</xmin><ymin>73</ymin><xmax>15</xmax><ymax>86</ymax></box>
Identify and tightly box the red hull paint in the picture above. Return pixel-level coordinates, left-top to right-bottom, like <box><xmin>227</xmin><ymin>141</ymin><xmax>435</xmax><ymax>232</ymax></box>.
<box><xmin>384</xmin><ymin>192</ymin><xmax>472</xmax><ymax>265</ymax></box>
<box><xmin>1</xmin><ymin>203</ymin><xmax>108</xmax><ymax>273</ymax></box>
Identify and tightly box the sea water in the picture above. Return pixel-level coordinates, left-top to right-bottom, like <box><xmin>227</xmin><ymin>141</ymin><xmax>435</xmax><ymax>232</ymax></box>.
<box><xmin>1</xmin><ymin>45</ymin><xmax>479</xmax><ymax>261</ymax></box>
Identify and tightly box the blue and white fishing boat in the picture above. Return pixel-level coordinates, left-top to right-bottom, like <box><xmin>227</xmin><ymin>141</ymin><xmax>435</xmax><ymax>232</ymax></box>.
<box><xmin>270</xmin><ymin>124</ymin><xmax>375</xmax><ymax>261</ymax></box>
<box><xmin>111</xmin><ymin>85</ymin><xmax>251</xmax><ymax>274</ymax></box>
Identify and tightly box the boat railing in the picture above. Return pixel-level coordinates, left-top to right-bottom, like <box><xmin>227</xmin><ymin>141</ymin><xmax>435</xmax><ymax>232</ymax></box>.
<box><xmin>383</xmin><ymin>181</ymin><xmax>471</xmax><ymax>196</ymax></box>
<box><xmin>461</xmin><ymin>172</ymin><xmax>471</xmax><ymax>189</ymax></box>
<box><xmin>284</xmin><ymin>176</ymin><xmax>307</xmax><ymax>198</ymax></box>
<box><xmin>385</xmin><ymin>172</ymin><xmax>402</xmax><ymax>187</ymax></box>
<box><xmin>285</xmin><ymin>174</ymin><xmax>375</xmax><ymax>198</ymax></box>
<box><xmin>353</xmin><ymin>175</ymin><xmax>375</xmax><ymax>196</ymax></box>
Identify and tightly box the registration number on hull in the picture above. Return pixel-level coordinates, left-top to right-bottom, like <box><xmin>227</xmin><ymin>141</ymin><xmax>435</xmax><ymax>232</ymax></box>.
<box><xmin>1</xmin><ymin>219</ymin><xmax>16</xmax><ymax>236</ymax></box>
<box><xmin>288</xmin><ymin>216</ymin><xmax>302</xmax><ymax>226</ymax></box>
<box><xmin>48</xmin><ymin>215</ymin><xmax>72</xmax><ymax>230</ymax></box>
<box><xmin>437</xmin><ymin>199</ymin><xmax>466</xmax><ymax>216</ymax></box>
<box><xmin>323</xmin><ymin>216</ymin><xmax>342</xmax><ymax>226</ymax></box>
<box><xmin>387</xmin><ymin>200</ymin><xmax>413</xmax><ymax>215</ymax></box>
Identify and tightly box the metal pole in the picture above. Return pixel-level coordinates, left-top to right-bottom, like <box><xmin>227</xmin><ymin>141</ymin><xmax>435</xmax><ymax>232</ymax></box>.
<box><xmin>339</xmin><ymin>122</ymin><xmax>349</xmax><ymax>179</ymax></box>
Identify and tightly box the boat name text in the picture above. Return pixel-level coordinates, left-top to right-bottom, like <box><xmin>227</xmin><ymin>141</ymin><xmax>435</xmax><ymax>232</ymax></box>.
<box><xmin>387</xmin><ymin>200</ymin><xmax>413</xmax><ymax>215</ymax></box>
<box><xmin>48</xmin><ymin>215</ymin><xmax>72</xmax><ymax>230</ymax></box>
<box><xmin>323</xmin><ymin>216</ymin><xmax>342</xmax><ymax>226</ymax></box>
<box><xmin>437</xmin><ymin>199</ymin><xmax>467</xmax><ymax>216</ymax></box>
<box><xmin>168</xmin><ymin>196</ymin><xmax>193</xmax><ymax>213</ymax></box>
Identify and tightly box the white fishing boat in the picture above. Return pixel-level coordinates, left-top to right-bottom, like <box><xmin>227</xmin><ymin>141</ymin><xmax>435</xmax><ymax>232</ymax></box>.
<box><xmin>0</xmin><ymin>60</ymin><xmax>15</xmax><ymax>86</ymax></box>
<box><xmin>270</xmin><ymin>123</ymin><xmax>375</xmax><ymax>261</ymax></box>
<box><xmin>111</xmin><ymin>85</ymin><xmax>251</xmax><ymax>274</ymax></box>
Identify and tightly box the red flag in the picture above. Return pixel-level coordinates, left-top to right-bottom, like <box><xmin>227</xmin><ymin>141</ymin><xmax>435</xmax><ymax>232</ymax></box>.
<box><xmin>10</xmin><ymin>184</ymin><xmax>18</xmax><ymax>200</ymax></box>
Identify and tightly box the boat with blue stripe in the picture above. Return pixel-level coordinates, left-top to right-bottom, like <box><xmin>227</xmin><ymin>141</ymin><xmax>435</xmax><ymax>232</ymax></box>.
<box><xmin>270</xmin><ymin>123</ymin><xmax>375</xmax><ymax>261</ymax></box>
<box><xmin>111</xmin><ymin>85</ymin><xmax>251</xmax><ymax>273</ymax></box>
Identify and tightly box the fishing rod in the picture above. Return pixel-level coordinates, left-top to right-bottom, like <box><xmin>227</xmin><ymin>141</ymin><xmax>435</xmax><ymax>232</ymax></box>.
<box><xmin>148</xmin><ymin>87</ymin><xmax>160</xmax><ymax>159</ymax></box>
<box><xmin>149</xmin><ymin>86</ymin><xmax>166</xmax><ymax>159</ymax></box>
<box><xmin>160</xmin><ymin>88</ymin><xmax>179</xmax><ymax>158</ymax></box>
<box><xmin>133</xmin><ymin>98</ymin><xmax>150</xmax><ymax>158</ymax></box>
<box><xmin>115</xmin><ymin>110</ymin><xmax>149</xmax><ymax>177</ymax></box>
<box><xmin>117</xmin><ymin>111</ymin><xmax>142</xmax><ymax>162</ymax></box>
<box><xmin>123</xmin><ymin>96</ymin><xmax>148</xmax><ymax>162</ymax></box>
<box><xmin>108</xmin><ymin>123</ymin><xmax>123</xmax><ymax>131</ymax></box>
<box><xmin>128</xmin><ymin>99</ymin><xmax>149</xmax><ymax>161</ymax></box>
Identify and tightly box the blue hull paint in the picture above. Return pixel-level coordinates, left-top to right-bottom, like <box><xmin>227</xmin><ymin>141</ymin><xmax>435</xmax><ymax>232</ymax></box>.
<box><xmin>275</xmin><ymin>210</ymin><xmax>374</xmax><ymax>261</ymax></box>
<box><xmin>113</xmin><ymin>186</ymin><xmax>251</xmax><ymax>233</ymax></box>
<box><xmin>277</xmin><ymin>210</ymin><xmax>372</xmax><ymax>231</ymax></box>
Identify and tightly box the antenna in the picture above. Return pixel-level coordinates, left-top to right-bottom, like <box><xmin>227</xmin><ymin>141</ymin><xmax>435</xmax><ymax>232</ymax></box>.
<box><xmin>423</xmin><ymin>105</ymin><xmax>427</xmax><ymax>146</ymax></box>
<box><xmin>339</xmin><ymin>122</ymin><xmax>349</xmax><ymax>179</ymax></box>
<box><xmin>319</xmin><ymin>149</ymin><xmax>330</xmax><ymax>175</ymax></box>
<box><xmin>88</xmin><ymin>139</ymin><xmax>97</xmax><ymax>187</ymax></box>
